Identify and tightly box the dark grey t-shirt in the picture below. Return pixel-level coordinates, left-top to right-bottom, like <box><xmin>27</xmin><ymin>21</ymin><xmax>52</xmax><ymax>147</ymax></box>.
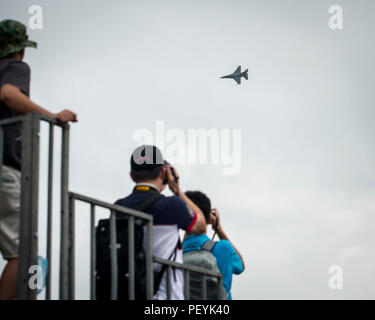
<box><xmin>0</xmin><ymin>59</ymin><xmax>30</xmax><ymax>171</ymax></box>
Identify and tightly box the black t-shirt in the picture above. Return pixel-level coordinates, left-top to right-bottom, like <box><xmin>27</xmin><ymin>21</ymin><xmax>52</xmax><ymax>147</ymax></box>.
<box><xmin>0</xmin><ymin>59</ymin><xmax>30</xmax><ymax>171</ymax></box>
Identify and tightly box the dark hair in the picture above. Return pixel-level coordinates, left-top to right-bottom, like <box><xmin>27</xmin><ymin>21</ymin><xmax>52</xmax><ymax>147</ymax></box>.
<box><xmin>2</xmin><ymin>49</ymin><xmax>24</xmax><ymax>59</ymax></box>
<box><xmin>185</xmin><ymin>191</ymin><xmax>211</xmax><ymax>223</ymax></box>
<box><xmin>131</xmin><ymin>166</ymin><xmax>163</xmax><ymax>182</ymax></box>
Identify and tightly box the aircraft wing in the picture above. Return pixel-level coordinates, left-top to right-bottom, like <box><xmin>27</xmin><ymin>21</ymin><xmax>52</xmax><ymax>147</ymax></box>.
<box><xmin>234</xmin><ymin>66</ymin><xmax>241</xmax><ymax>74</ymax></box>
<box><xmin>234</xmin><ymin>76</ymin><xmax>241</xmax><ymax>84</ymax></box>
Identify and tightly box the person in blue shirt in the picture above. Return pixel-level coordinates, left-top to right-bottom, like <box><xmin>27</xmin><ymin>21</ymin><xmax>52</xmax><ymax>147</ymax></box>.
<box><xmin>183</xmin><ymin>191</ymin><xmax>245</xmax><ymax>300</ymax></box>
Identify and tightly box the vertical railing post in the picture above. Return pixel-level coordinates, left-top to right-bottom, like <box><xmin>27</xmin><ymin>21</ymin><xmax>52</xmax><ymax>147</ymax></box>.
<box><xmin>17</xmin><ymin>113</ymin><xmax>40</xmax><ymax>300</ymax></box>
<box><xmin>90</xmin><ymin>204</ymin><xmax>96</xmax><ymax>300</ymax></box>
<box><xmin>218</xmin><ymin>275</ymin><xmax>223</xmax><ymax>299</ymax></box>
<box><xmin>109</xmin><ymin>210</ymin><xmax>118</xmax><ymax>300</ymax></box>
<box><xmin>167</xmin><ymin>266</ymin><xmax>172</xmax><ymax>300</ymax></box>
<box><xmin>184</xmin><ymin>270</ymin><xmax>190</xmax><ymax>300</ymax></box>
<box><xmin>202</xmin><ymin>274</ymin><xmax>207</xmax><ymax>300</ymax></box>
<box><xmin>59</xmin><ymin>124</ymin><xmax>70</xmax><ymax>300</ymax></box>
<box><xmin>68</xmin><ymin>194</ymin><xmax>75</xmax><ymax>299</ymax></box>
<box><xmin>128</xmin><ymin>216</ymin><xmax>135</xmax><ymax>300</ymax></box>
<box><xmin>46</xmin><ymin>123</ymin><xmax>54</xmax><ymax>300</ymax></box>
<box><xmin>145</xmin><ymin>219</ymin><xmax>153</xmax><ymax>299</ymax></box>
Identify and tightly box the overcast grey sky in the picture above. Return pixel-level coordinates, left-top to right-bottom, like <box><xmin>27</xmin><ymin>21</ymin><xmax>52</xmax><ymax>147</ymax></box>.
<box><xmin>1</xmin><ymin>0</ymin><xmax>375</xmax><ymax>299</ymax></box>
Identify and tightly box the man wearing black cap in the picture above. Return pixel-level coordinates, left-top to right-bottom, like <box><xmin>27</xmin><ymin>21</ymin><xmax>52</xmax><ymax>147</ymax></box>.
<box><xmin>117</xmin><ymin>145</ymin><xmax>206</xmax><ymax>300</ymax></box>
<box><xmin>0</xmin><ymin>19</ymin><xmax>77</xmax><ymax>299</ymax></box>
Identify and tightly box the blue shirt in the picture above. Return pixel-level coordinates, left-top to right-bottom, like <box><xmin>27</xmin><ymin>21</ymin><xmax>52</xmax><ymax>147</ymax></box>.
<box><xmin>183</xmin><ymin>234</ymin><xmax>244</xmax><ymax>300</ymax></box>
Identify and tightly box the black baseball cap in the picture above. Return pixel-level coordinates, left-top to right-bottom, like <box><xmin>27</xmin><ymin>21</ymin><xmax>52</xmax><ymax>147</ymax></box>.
<box><xmin>130</xmin><ymin>145</ymin><xmax>167</xmax><ymax>172</ymax></box>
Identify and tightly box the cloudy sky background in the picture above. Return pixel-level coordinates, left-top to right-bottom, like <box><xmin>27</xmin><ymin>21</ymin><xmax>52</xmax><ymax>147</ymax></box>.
<box><xmin>1</xmin><ymin>0</ymin><xmax>375</xmax><ymax>299</ymax></box>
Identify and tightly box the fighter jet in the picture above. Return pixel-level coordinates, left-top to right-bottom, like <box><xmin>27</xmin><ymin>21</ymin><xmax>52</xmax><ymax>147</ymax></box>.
<box><xmin>221</xmin><ymin>66</ymin><xmax>248</xmax><ymax>84</ymax></box>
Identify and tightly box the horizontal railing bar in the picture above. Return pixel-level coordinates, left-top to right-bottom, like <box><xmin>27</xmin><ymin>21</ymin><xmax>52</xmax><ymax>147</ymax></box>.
<box><xmin>0</xmin><ymin>115</ymin><xmax>25</xmax><ymax>126</ymax></box>
<box><xmin>0</xmin><ymin>114</ymin><xmax>67</xmax><ymax>127</ymax></box>
<box><xmin>153</xmin><ymin>257</ymin><xmax>222</xmax><ymax>278</ymax></box>
<box><xmin>39</xmin><ymin>114</ymin><xmax>68</xmax><ymax>127</ymax></box>
<box><xmin>69</xmin><ymin>192</ymin><xmax>153</xmax><ymax>221</ymax></box>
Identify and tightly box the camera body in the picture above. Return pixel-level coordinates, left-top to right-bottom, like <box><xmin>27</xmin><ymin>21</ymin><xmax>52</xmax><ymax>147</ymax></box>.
<box><xmin>162</xmin><ymin>164</ymin><xmax>178</xmax><ymax>185</ymax></box>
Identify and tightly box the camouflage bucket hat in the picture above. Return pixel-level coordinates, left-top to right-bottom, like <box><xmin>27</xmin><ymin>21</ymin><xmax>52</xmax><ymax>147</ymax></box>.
<box><xmin>0</xmin><ymin>19</ymin><xmax>37</xmax><ymax>59</ymax></box>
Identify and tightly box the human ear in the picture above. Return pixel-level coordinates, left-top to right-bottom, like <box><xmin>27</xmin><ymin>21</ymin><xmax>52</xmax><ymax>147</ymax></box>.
<box><xmin>130</xmin><ymin>172</ymin><xmax>136</xmax><ymax>182</ymax></box>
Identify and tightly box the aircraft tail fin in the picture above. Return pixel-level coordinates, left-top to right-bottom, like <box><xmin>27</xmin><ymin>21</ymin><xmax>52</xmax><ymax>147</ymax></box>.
<box><xmin>244</xmin><ymin>69</ymin><xmax>248</xmax><ymax>80</ymax></box>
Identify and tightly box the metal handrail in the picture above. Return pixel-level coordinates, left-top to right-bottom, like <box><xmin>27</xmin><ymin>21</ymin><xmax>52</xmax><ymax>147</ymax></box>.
<box><xmin>1</xmin><ymin>113</ymin><xmax>224</xmax><ymax>300</ymax></box>
<box><xmin>1</xmin><ymin>113</ymin><xmax>69</xmax><ymax>300</ymax></box>
<box><xmin>153</xmin><ymin>256</ymin><xmax>223</xmax><ymax>277</ymax></box>
<box><xmin>69</xmin><ymin>192</ymin><xmax>223</xmax><ymax>300</ymax></box>
<box><xmin>153</xmin><ymin>256</ymin><xmax>223</xmax><ymax>300</ymax></box>
<box><xmin>68</xmin><ymin>191</ymin><xmax>154</xmax><ymax>300</ymax></box>
<box><xmin>70</xmin><ymin>192</ymin><xmax>154</xmax><ymax>221</ymax></box>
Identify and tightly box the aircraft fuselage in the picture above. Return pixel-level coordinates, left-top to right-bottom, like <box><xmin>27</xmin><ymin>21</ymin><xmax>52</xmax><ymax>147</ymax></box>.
<box><xmin>221</xmin><ymin>66</ymin><xmax>249</xmax><ymax>84</ymax></box>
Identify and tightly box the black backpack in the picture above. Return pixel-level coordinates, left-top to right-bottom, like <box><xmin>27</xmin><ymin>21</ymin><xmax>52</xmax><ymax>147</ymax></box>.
<box><xmin>96</xmin><ymin>192</ymin><xmax>162</xmax><ymax>300</ymax></box>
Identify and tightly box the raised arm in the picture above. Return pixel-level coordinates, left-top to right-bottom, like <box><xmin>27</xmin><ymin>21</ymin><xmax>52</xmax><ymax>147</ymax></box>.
<box><xmin>165</xmin><ymin>166</ymin><xmax>206</xmax><ymax>235</ymax></box>
<box><xmin>211</xmin><ymin>208</ymin><xmax>245</xmax><ymax>271</ymax></box>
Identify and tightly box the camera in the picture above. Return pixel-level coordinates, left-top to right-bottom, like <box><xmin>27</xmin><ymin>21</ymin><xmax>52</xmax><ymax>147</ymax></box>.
<box><xmin>162</xmin><ymin>162</ymin><xmax>178</xmax><ymax>185</ymax></box>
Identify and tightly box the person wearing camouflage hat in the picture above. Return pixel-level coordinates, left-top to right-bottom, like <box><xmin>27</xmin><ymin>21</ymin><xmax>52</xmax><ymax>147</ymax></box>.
<box><xmin>0</xmin><ymin>19</ymin><xmax>78</xmax><ymax>299</ymax></box>
<box><xmin>0</xmin><ymin>19</ymin><xmax>37</xmax><ymax>59</ymax></box>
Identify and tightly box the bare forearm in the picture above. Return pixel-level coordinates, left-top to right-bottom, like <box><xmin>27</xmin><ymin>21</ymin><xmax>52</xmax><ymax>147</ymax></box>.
<box><xmin>166</xmin><ymin>167</ymin><xmax>206</xmax><ymax>235</ymax></box>
<box><xmin>217</xmin><ymin>226</ymin><xmax>246</xmax><ymax>270</ymax></box>
<box><xmin>1</xmin><ymin>85</ymin><xmax>77</xmax><ymax>123</ymax></box>
<box><xmin>2</xmin><ymin>88</ymin><xmax>54</xmax><ymax>117</ymax></box>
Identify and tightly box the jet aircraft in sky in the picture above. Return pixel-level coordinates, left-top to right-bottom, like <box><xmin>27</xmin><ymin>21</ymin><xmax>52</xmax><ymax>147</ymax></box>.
<box><xmin>221</xmin><ymin>66</ymin><xmax>248</xmax><ymax>84</ymax></box>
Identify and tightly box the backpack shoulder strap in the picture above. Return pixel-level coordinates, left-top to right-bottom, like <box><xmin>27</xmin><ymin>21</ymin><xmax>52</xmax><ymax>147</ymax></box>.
<box><xmin>154</xmin><ymin>238</ymin><xmax>180</xmax><ymax>293</ymax></box>
<box><xmin>201</xmin><ymin>240</ymin><xmax>217</xmax><ymax>252</ymax></box>
<box><xmin>115</xmin><ymin>192</ymin><xmax>162</xmax><ymax>213</ymax></box>
<box><xmin>132</xmin><ymin>192</ymin><xmax>162</xmax><ymax>212</ymax></box>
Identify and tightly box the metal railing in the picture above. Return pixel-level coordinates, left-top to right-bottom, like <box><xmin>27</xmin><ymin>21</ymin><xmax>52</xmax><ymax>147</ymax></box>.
<box><xmin>0</xmin><ymin>112</ymin><xmax>69</xmax><ymax>300</ymax></box>
<box><xmin>68</xmin><ymin>192</ymin><xmax>222</xmax><ymax>300</ymax></box>
<box><xmin>0</xmin><ymin>112</ymin><xmax>223</xmax><ymax>300</ymax></box>
<box><xmin>153</xmin><ymin>256</ymin><xmax>223</xmax><ymax>300</ymax></box>
<box><xmin>68</xmin><ymin>192</ymin><xmax>154</xmax><ymax>300</ymax></box>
